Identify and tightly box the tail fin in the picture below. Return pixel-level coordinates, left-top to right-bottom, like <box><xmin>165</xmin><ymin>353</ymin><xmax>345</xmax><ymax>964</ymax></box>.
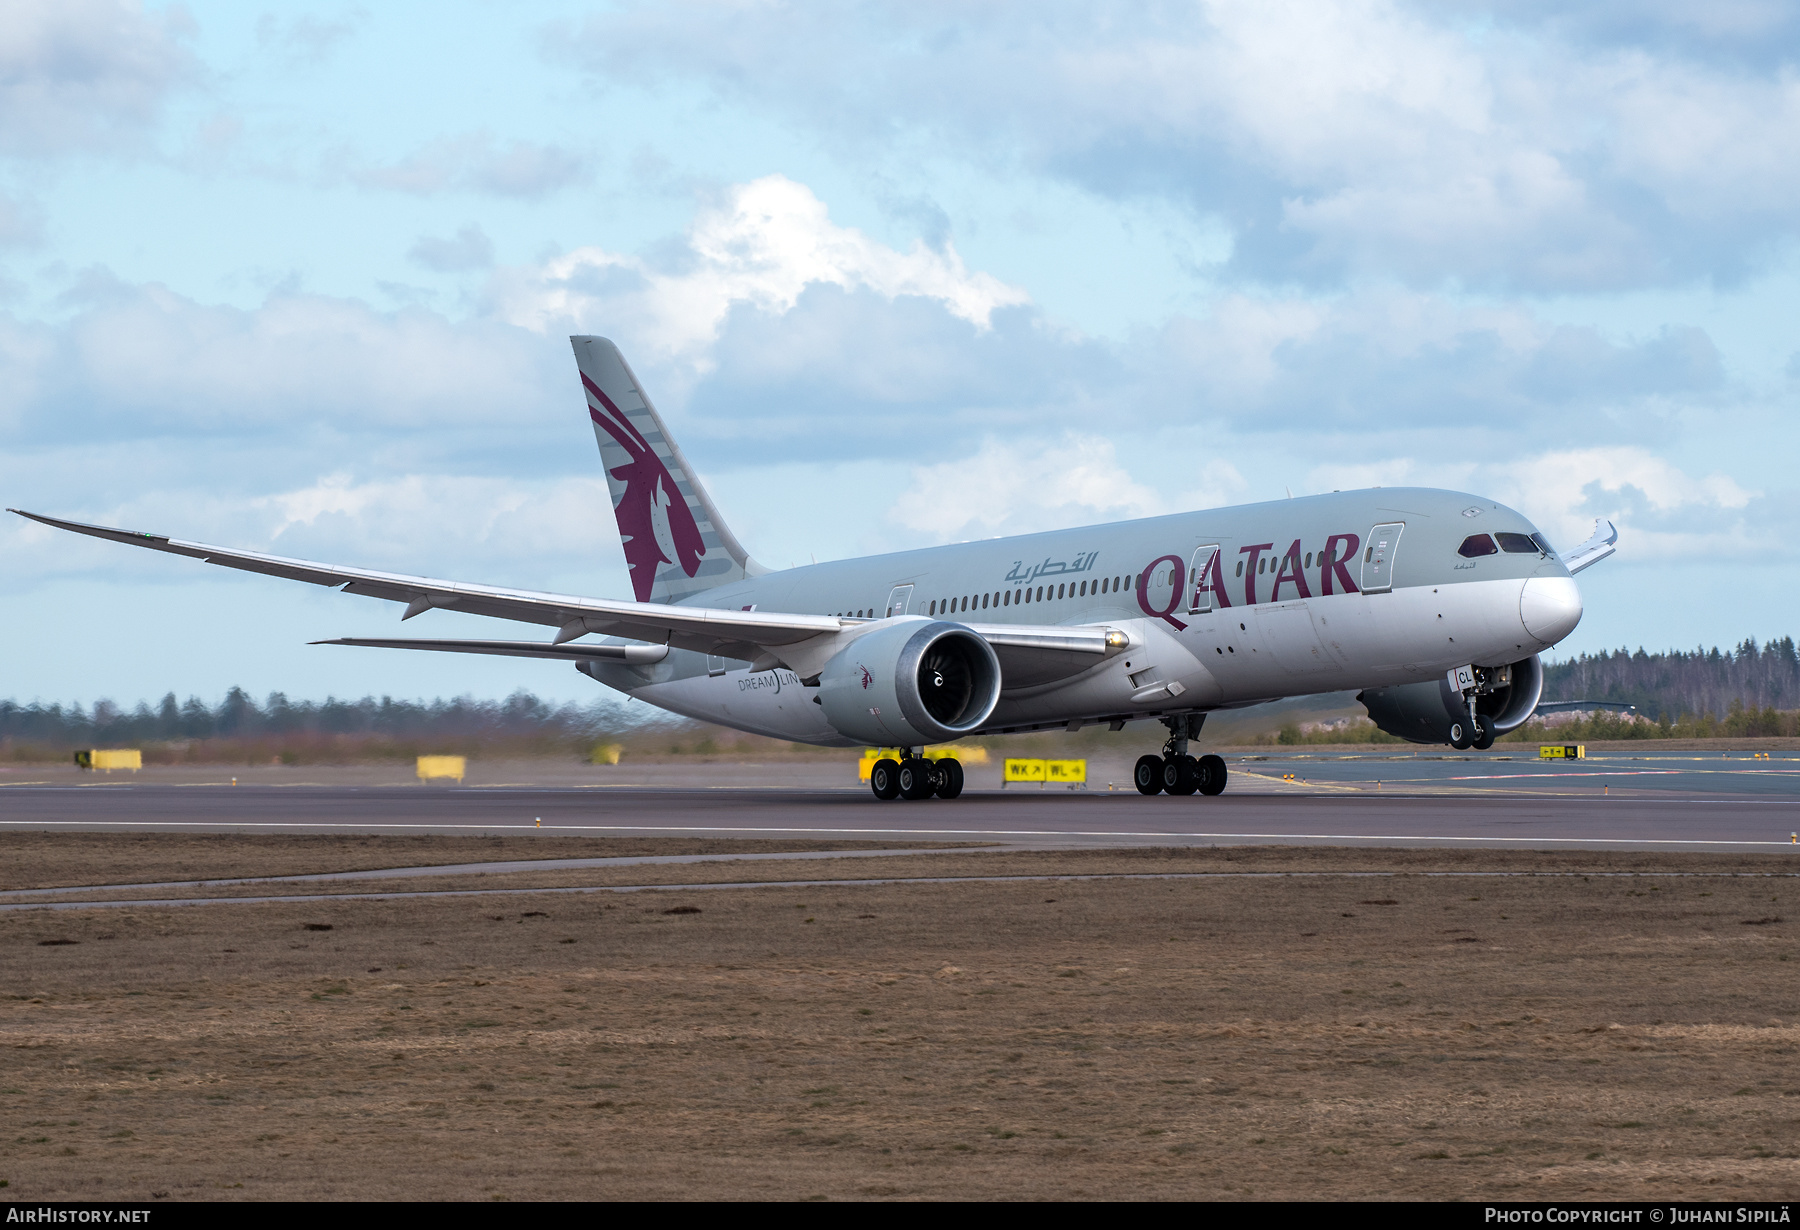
<box><xmin>571</xmin><ymin>336</ymin><xmax>764</xmax><ymax>604</ymax></box>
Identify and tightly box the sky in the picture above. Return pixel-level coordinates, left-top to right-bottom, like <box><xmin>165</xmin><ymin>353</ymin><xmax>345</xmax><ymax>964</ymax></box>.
<box><xmin>4</xmin><ymin>0</ymin><xmax>1799</xmax><ymax>708</ymax></box>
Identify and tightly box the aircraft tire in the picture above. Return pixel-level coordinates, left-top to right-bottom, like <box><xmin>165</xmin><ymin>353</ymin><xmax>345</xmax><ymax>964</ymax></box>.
<box><xmin>934</xmin><ymin>757</ymin><xmax>965</xmax><ymax>799</ymax></box>
<box><xmin>1163</xmin><ymin>754</ymin><xmax>1200</xmax><ymax>796</ymax></box>
<box><xmin>1447</xmin><ymin>721</ymin><xmax>1473</xmax><ymax>750</ymax></box>
<box><xmin>1134</xmin><ymin>755</ymin><xmax>1164</xmax><ymax>795</ymax></box>
<box><xmin>898</xmin><ymin>758</ymin><xmax>935</xmax><ymax>800</ymax></box>
<box><xmin>870</xmin><ymin>758</ymin><xmax>902</xmax><ymax>800</ymax></box>
<box><xmin>1197</xmin><ymin>753</ymin><xmax>1228</xmax><ymax>796</ymax></box>
<box><xmin>1471</xmin><ymin>714</ymin><xmax>1496</xmax><ymax>751</ymax></box>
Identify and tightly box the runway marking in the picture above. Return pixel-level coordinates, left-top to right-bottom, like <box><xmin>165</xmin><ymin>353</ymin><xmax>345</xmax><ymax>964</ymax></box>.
<box><xmin>10</xmin><ymin>868</ymin><xmax>1800</xmax><ymax>911</ymax></box>
<box><xmin>3</xmin><ymin>819</ymin><xmax>1798</xmax><ymax>847</ymax></box>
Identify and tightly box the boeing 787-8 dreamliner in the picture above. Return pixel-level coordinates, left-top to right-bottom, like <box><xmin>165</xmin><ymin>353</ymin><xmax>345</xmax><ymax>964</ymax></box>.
<box><xmin>12</xmin><ymin>336</ymin><xmax>1615</xmax><ymax>800</ymax></box>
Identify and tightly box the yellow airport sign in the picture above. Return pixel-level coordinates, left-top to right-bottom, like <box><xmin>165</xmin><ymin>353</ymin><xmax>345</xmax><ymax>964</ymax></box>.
<box><xmin>73</xmin><ymin>749</ymin><xmax>141</xmax><ymax>772</ymax></box>
<box><xmin>1539</xmin><ymin>745</ymin><xmax>1585</xmax><ymax>759</ymax></box>
<box><xmin>416</xmin><ymin>755</ymin><xmax>467</xmax><ymax>783</ymax></box>
<box><xmin>1004</xmin><ymin>758</ymin><xmax>1046</xmax><ymax>783</ymax></box>
<box><xmin>1003</xmin><ymin>758</ymin><xmax>1088</xmax><ymax>789</ymax></box>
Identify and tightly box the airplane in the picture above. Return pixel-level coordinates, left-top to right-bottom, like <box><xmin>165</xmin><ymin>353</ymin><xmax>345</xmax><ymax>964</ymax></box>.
<box><xmin>10</xmin><ymin>335</ymin><xmax>1615</xmax><ymax>801</ymax></box>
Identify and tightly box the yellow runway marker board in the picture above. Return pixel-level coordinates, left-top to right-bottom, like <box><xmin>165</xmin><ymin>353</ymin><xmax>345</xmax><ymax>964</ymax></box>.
<box><xmin>416</xmin><ymin>755</ymin><xmax>466</xmax><ymax>783</ymax></box>
<box><xmin>1004</xmin><ymin>758</ymin><xmax>1087</xmax><ymax>789</ymax></box>
<box><xmin>73</xmin><ymin>749</ymin><xmax>141</xmax><ymax>772</ymax></box>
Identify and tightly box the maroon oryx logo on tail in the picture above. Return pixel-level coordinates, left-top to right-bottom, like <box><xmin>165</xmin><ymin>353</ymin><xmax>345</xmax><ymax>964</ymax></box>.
<box><xmin>582</xmin><ymin>373</ymin><xmax>706</xmax><ymax>602</ymax></box>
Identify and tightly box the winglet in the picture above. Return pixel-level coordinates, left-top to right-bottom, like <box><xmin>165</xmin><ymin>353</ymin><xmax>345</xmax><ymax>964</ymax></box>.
<box><xmin>1562</xmin><ymin>518</ymin><xmax>1618</xmax><ymax>575</ymax></box>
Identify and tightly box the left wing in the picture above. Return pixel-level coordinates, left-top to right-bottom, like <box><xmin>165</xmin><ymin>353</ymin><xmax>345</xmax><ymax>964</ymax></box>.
<box><xmin>12</xmin><ymin>509</ymin><xmax>1126</xmax><ymax>685</ymax></box>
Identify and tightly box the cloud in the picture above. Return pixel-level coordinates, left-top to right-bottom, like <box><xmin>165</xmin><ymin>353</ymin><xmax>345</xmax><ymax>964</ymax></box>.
<box><xmin>347</xmin><ymin>134</ymin><xmax>589</xmax><ymax>199</ymax></box>
<box><xmin>0</xmin><ymin>277</ymin><xmax>566</xmax><ymax>446</ymax></box>
<box><xmin>1491</xmin><ymin>445</ymin><xmax>1758</xmax><ymax>560</ymax></box>
<box><xmin>1147</xmin><ymin>289</ymin><xmax>1725</xmax><ymax>437</ymax></box>
<box><xmin>493</xmin><ymin>175</ymin><xmax>1030</xmax><ymax>364</ymax></box>
<box><xmin>3</xmin><ymin>467</ymin><xmax>622</xmax><ymax>597</ymax></box>
<box><xmin>886</xmin><ymin>433</ymin><xmax>1241</xmax><ymax>543</ymax></box>
<box><xmin>557</xmin><ymin>0</ymin><xmax>1800</xmax><ymax>290</ymax></box>
<box><xmin>408</xmin><ymin>224</ymin><xmax>495</xmax><ymax>273</ymax></box>
<box><xmin>1304</xmin><ymin>444</ymin><xmax>1762</xmax><ymax>563</ymax></box>
<box><xmin>0</xmin><ymin>0</ymin><xmax>194</xmax><ymax>156</ymax></box>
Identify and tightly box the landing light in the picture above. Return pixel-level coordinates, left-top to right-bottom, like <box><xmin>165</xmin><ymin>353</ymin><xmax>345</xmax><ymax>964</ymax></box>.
<box><xmin>1105</xmin><ymin>630</ymin><xmax>1129</xmax><ymax>649</ymax></box>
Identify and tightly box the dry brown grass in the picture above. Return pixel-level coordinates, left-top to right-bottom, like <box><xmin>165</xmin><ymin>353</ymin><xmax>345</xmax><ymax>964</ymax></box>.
<box><xmin>2</xmin><ymin>839</ymin><xmax>1798</xmax><ymax>1201</ymax></box>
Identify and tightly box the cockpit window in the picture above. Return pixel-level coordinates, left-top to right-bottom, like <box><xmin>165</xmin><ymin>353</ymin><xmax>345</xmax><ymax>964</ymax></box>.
<box><xmin>1531</xmin><ymin>533</ymin><xmax>1556</xmax><ymax>556</ymax></box>
<box><xmin>1457</xmin><ymin>534</ymin><xmax>1498</xmax><ymax>558</ymax></box>
<box><xmin>1495</xmin><ymin>532</ymin><xmax>1540</xmax><ymax>554</ymax></box>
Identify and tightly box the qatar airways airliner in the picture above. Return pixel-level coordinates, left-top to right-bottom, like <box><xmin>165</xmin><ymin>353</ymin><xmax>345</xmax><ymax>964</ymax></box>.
<box><xmin>12</xmin><ymin>336</ymin><xmax>1614</xmax><ymax>801</ymax></box>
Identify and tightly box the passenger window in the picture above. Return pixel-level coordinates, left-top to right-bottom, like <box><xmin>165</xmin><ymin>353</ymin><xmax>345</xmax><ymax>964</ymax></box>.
<box><xmin>1235</xmin><ymin>560</ymin><xmax>1244</xmax><ymax>577</ymax></box>
<box><xmin>1305</xmin><ymin>552</ymin><xmax>1312</xmax><ymax>568</ymax></box>
<box><xmin>1495</xmin><ymin>532</ymin><xmax>1539</xmax><ymax>554</ymax></box>
<box><xmin>1457</xmin><ymin>534</ymin><xmax>1499</xmax><ymax>558</ymax></box>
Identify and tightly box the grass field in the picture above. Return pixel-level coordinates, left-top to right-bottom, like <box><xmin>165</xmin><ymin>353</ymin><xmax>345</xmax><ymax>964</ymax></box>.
<box><xmin>3</xmin><ymin>838</ymin><xmax>1797</xmax><ymax>1201</ymax></box>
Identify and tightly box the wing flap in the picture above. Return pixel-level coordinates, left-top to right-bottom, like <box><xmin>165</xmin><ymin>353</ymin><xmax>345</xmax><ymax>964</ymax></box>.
<box><xmin>314</xmin><ymin>637</ymin><xmax>670</xmax><ymax>663</ymax></box>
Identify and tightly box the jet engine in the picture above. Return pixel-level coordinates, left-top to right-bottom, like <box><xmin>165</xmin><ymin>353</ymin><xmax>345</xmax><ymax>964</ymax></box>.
<box><xmin>817</xmin><ymin>618</ymin><xmax>1002</xmax><ymax>747</ymax></box>
<box><xmin>1358</xmin><ymin>655</ymin><xmax>1544</xmax><ymax>745</ymax></box>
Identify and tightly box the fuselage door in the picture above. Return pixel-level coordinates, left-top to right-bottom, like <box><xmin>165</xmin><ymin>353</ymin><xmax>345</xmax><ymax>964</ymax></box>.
<box><xmin>1361</xmin><ymin>522</ymin><xmax>1405</xmax><ymax>594</ymax></box>
<box><xmin>886</xmin><ymin>584</ymin><xmax>914</xmax><ymax>619</ymax></box>
<box><xmin>1188</xmin><ymin>544</ymin><xmax>1220</xmax><ymax>614</ymax></box>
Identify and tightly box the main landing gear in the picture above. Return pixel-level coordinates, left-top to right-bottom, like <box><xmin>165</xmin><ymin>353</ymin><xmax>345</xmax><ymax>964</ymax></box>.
<box><xmin>1134</xmin><ymin>714</ymin><xmax>1228</xmax><ymax>797</ymax></box>
<box><xmin>869</xmin><ymin>754</ymin><xmax>965</xmax><ymax>801</ymax></box>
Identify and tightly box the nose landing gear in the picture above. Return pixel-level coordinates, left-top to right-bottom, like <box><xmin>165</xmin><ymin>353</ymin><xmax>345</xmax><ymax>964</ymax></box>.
<box><xmin>1448</xmin><ymin>667</ymin><xmax>1501</xmax><ymax>750</ymax></box>
<box><xmin>1134</xmin><ymin>715</ymin><xmax>1229</xmax><ymax>797</ymax></box>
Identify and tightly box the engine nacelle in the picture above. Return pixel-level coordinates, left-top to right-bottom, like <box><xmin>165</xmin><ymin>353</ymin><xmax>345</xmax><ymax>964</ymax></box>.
<box><xmin>1359</xmin><ymin>655</ymin><xmax>1544</xmax><ymax>745</ymax></box>
<box><xmin>817</xmin><ymin>618</ymin><xmax>1002</xmax><ymax>747</ymax></box>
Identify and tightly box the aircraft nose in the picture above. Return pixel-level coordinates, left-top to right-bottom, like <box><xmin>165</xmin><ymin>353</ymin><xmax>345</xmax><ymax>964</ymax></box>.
<box><xmin>1520</xmin><ymin>574</ymin><xmax>1582</xmax><ymax>645</ymax></box>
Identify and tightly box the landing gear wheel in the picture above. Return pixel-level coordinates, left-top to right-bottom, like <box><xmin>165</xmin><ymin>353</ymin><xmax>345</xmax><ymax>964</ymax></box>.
<box><xmin>1162</xmin><ymin>754</ymin><xmax>1200</xmax><ymax>796</ymax></box>
<box><xmin>1134</xmin><ymin>755</ymin><xmax>1164</xmax><ymax>795</ymax></box>
<box><xmin>1447</xmin><ymin>721</ymin><xmax>1473</xmax><ymax>750</ymax></box>
<box><xmin>1471</xmin><ymin>714</ymin><xmax>1496</xmax><ymax>751</ymax></box>
<box><xmin>934</xmin><ymin>757</ymin><xmax>964</xmax><ymax>799</ymax></box>
<box><xmin>869</xmin><ymin>758</ymin><xmax>901</xmax><ymax>800</ymax></box>
<box><xmin>1197</xmin><ymin>753</ymin><xmax>1228</xmax><ymax>796</ymax></box>
<box><xmin>898</xmin><ymin>758</ymin><xmax>936</xmax><ymax>800</ymax></box>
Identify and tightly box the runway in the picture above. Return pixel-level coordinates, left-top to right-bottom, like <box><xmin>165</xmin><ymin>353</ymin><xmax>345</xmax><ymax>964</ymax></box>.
<box><xmin>5</xmin><ymin>775</ymin><xmax>1800</xmax><ymax>851</ymax></box>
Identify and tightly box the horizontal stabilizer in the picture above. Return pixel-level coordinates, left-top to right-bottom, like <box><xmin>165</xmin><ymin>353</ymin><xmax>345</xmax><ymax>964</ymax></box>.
<box><xmin>312</xmin><ymin>637</ymin><xmax>669</xmax><ymax>663</ymax></box>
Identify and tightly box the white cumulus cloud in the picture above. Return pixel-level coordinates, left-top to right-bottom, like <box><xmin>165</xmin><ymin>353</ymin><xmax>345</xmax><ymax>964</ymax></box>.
<box><xmin>886</xmin><ymin>433</ymin><xmax>1243</xmax><ymax>543</ymax></box>
<box><xmin>495</xmin><ymin>175</ymin><xmax>1031</xmax><ymax>364</ymax></box>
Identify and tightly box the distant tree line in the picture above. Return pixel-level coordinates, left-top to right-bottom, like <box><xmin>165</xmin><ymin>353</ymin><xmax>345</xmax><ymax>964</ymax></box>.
<box><xmin>1541</xmin><ymin>637</ymin><xmax>1800</xmax><ymax>721</ymax></box>
<box><xmin>0</xmin><ymin>688</ymin><xmax>667</xmax><ymax>763</ymax></box>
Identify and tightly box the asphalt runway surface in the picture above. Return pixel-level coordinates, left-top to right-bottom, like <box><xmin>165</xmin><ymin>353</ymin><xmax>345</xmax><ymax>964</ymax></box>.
<box><xmin>7</xmin><ymin>750</ymin><xmax>1800</xmax><ymax>852</ymax></box>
